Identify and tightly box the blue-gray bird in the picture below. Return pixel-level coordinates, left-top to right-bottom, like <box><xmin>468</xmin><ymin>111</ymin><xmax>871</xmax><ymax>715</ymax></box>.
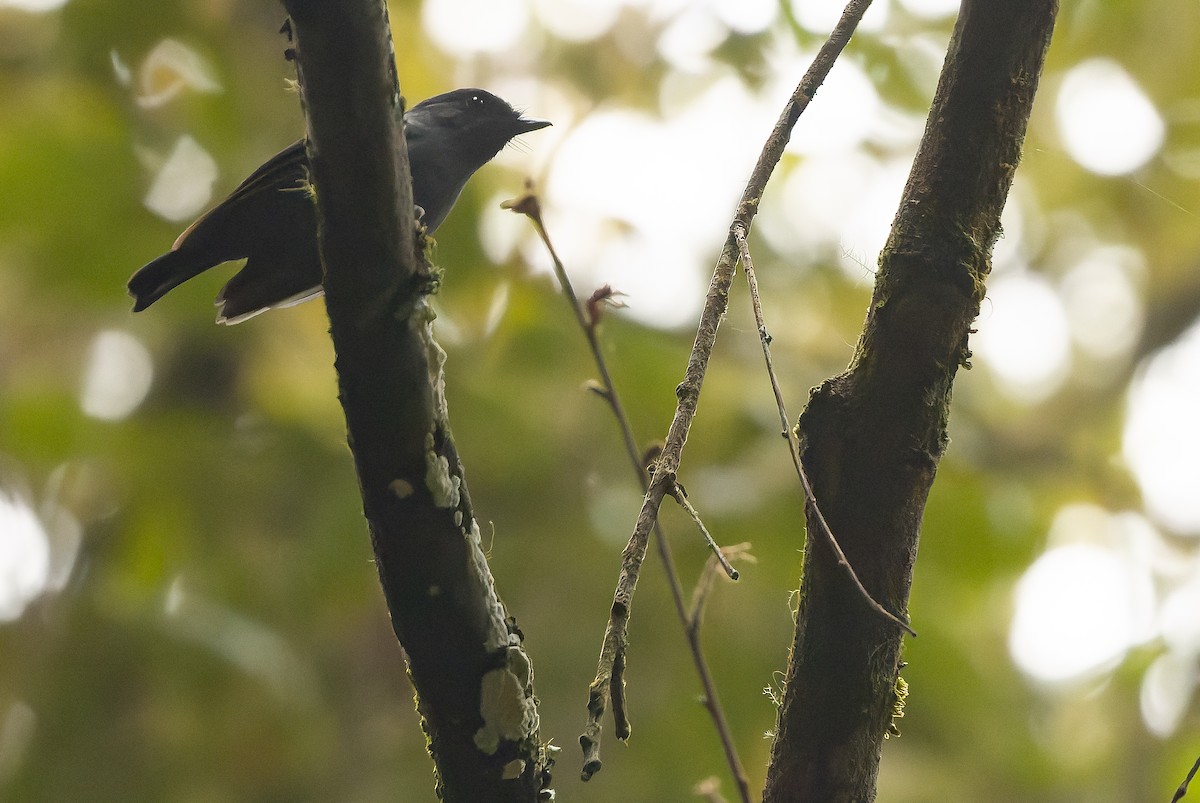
<box><xmin>128</xmin><ymin>88</ymin><xmax>550</xmax><ymax>323</ymax></box>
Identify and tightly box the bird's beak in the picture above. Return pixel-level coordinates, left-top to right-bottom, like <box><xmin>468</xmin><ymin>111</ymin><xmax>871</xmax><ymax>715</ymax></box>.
<box><xmin>516</xmin><ymin>116</ymin><xmax>552</xmax><ymax>134</ymax></box>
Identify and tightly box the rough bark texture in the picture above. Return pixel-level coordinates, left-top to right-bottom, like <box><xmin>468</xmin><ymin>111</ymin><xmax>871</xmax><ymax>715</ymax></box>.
<box><xmin>762</xmin><ymin>2</ymin><xmax>1057</xmax><ymax>801</ymax></box>
<box><xmin>281</xmin><ymin>2</ymin><xmax>548</xmax><ymax>800</ymax></box>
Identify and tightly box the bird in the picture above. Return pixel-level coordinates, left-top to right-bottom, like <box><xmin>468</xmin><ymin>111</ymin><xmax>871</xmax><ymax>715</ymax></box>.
<box><xmin>128</xmin><ymin>88</ymin><xmax>550</xmax><ymax>324</ymax></box>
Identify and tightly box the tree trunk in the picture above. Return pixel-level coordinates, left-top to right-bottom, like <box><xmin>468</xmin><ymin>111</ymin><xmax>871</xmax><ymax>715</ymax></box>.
<box><xmin>763</xmin><ymin>2</ymin><xmax>1058</xmax><ymax>800</ymax></box>
<box><xmin>281</xmin><ymin>2</ymin><xmax>549</xmax><ymax>799</ymax></box>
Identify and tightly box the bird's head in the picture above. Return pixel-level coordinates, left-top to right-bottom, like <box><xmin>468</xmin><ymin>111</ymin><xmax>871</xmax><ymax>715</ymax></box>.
<box><xmin>407</xmin><ymin>88</ymin><xmax>551</xmax><ymax>167</ymax></box>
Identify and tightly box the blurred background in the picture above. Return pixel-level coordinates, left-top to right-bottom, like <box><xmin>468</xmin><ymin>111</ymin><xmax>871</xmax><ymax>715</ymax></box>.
<box><xmin>2</xmin><ymin>0</ymin><xmax>1199</xmax><ymax>800</ymax></box>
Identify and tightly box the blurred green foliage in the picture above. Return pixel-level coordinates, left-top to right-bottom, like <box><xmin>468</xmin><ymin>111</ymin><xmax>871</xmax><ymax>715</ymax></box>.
<box><xmin>1</xmin><ymin>1</ymin><xmax>1199</xmax><ymax>801</ymax></box>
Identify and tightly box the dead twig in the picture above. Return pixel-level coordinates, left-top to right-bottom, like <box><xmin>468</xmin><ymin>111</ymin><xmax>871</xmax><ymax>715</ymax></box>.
<box><xmin>667</xmin><ymin>482</ymin><xmax>739</xmax><ymax>581</ymax></box>
<box><xmin>571</xmin><ymin>0</ymin><xmax>880</xmax><ymax>784</ymax></box>
<box><xmin>1172</xmin><ymin>753</ymin><xmax>1200</xmax><ymax>803</ymax></box>
<box><xmin>504</xmin><ymin>189</ymin><xmax>752</xmax><ymax>802</ymax></box>
<box><xmin>734</xmin><ymin>227</ymin><xmax>915</xmax><ymax>637</ymax></box>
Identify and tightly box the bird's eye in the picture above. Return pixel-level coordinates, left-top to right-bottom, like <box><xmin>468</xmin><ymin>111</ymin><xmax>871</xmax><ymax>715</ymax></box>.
<box><xmin>468</xmin><ymin>94</ymin><xmax>485</xmax><ymax>109</ymax></box>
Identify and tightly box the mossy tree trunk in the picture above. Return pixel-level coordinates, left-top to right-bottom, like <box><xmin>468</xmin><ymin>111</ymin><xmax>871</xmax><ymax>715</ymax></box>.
<box><xmin>763</xmin><ymin>2</ymin><xmax>1058</xmax><ymax>800</ymax></box>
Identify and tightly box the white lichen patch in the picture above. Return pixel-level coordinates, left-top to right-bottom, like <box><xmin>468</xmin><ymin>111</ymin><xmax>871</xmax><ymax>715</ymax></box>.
<box><xmin>466</xmin><ymin>518</ymin><xmax>511</xmax><ymax>652</ymax></box>
<box><xmin>473</xmin><ymin>646</ymin><xmax>539</xmax><ymax>755</ymax></box>
<box><xmin>413</xmin><ymin>299</ymin><xmax>450</xmax><ymax>418</ymax></box>
<box><xmin>424</xmin><ymin>433</ymin><xmax>461</xmax><ymax>509</ymax></box>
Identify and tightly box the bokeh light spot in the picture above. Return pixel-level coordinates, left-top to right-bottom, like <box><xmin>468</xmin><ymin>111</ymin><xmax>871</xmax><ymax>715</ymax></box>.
<box><xmin>0</xmin><ymin>0</ymin><xmax>67</xmax><ymax>11</ymax></box>
<box><xmin>1010</xmin><ymin>541</ymin><xmax>1153</xmax><ymax>683</ymax></box>
<box><xmin>136</xmin><ymin>38</ymin><xmax>221</xmax><ymax>110</ymax></box>
<box><xmin>0</xmin><ymin>492</ymin><xmax>49</xmax><ymax>622</ymax></box>
<box><xmin>784</xmin><ymin>56</ymin><xmax>880</xmax><ymax>156</ymax></box>
<box><xmin>1140</xmin><ymin>651</ymin><xmax>1197</xmax><ymax>738</ymax></box>
<box><xmin>708</xmin><ymin>0</ymin><xmax>776</xmax><ymax>35</ymax></box>
<box><xmin>531</xmin><ymin>0</ymin><xmax>619</xmax><ymax>42</ymax></box>
<box><xmin>657</xmin><ymin>5</ymin><xmax>727</xmax><ymax>73</ymax></box>
<box><xmin>80</xmin><ymin>330</ymin><xmax>154</xmax><ymax>421</ymax></box>
<box><xmin>975</xmin><ymin>273</ymin><xmax>1071</xmax><ymax>403</ymax></box>
<box><xmin>143</xmin><ymin>135</ymin><xmax>218</xmax><ymax>222</ymax></box>
<box><xmin>542</xmin><ymin>82</ymin><xmax>764</xmax><ymax>327</ymax></box>
<box><xmin>1124</xmin><ymin>319</ymin><xmax>1200</xmax><ymax>533</ymax></box>
<box><xmin>1056</xmin><ymin>59</ymin><xmax>1164</xmax><ymax>176</ymax></box>
<box><xmin>789</xmin><ymin>0</ymin><xmax>889</xmax><ymax>34</ymax></box>
<box><xmin>1059</xmin><ymin>245</ymin><xmax>1144</xmax><ymax>362</ymax></box>
<box><xmin>422</xmin><ymin>0</ymin><xmax>530</xmax><ymax>55</ymax></box>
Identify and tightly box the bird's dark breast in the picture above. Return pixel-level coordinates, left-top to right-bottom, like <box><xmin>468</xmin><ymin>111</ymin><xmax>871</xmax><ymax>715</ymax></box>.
<box><xmin>407</xmin><ymin>136</ymin><xmax>473</xmax><ymax>234</ymax></box>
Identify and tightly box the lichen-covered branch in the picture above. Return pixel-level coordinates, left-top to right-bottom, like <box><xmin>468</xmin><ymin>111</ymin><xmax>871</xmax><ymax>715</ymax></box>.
<box><xmin>281</xmin><ymin>2</ymin><xmax>548</xmax><ymax>800</ymax></box>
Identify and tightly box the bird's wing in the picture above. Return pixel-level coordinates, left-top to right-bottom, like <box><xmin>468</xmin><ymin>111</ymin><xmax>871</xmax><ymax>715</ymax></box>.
<box><xmin>172</xmin><ymin>140</ymin><xmax>310</xmax><ymax>250</ymax></box>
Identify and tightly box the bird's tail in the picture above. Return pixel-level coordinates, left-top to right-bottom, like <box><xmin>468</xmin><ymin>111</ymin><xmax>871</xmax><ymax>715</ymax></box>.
<box><xmin>127</xmin><ymin>248</ymin><xmax>213</xmax><ymax>312</ymax></box>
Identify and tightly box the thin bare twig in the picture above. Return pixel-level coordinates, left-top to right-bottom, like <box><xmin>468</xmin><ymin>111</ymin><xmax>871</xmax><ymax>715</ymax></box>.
<box><xmin>645</xmin><ymin>516</ymin><xmax>750</xmax><ymax>803</ymax></box>
<box><xmin>668</xmin><ymin>483</ymin><xmax>739</xmax><ymax>581</ymax></box>
<box><xmin>570</xmin><ymin>0</ymin><xmax>879</xmax><ymax>784</ymax></box>
<box><xmin>503</xmin><ymin>189</ymin><xmax>642</xmax><ymax>467</ymax></box>
<box><xmin>504</xmin><ymin>189</ymin><xmax>752</xmax><ymax>802</ymax></box>
<box><xmin>1172</xmin><ymin>753</ymin><xmax>1200</xmax><ymax>803</ymax></box>
<box><xmin>734</xmin><ymin>228</ymin><xmax>916</xmax><ymax>637</ymax></box>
